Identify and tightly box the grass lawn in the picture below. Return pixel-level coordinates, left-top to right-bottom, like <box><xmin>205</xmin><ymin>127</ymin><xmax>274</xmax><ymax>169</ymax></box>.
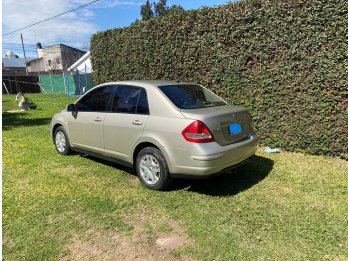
<box><xmin>2</xmin><ymin>93</ymin><xmax>348</xmax><ymax>260</ymax></box>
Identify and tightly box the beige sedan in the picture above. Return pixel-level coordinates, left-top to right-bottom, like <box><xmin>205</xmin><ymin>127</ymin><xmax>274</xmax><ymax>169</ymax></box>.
<box><xmin>51</xmin><ymin>80</ymin><xmax>259</xmax><ymax>190</ymax></box>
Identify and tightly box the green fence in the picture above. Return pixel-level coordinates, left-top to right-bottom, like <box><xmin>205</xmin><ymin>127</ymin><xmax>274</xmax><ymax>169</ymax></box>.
<box><xmin>39</xmin><ymin>73</ymin><xmax>94</xmax><ymax>95</ymax></box>
<box><xmin>39</xmin><ymin>74</ymin><xmax>74</xmax><ymax>94</ymax></box>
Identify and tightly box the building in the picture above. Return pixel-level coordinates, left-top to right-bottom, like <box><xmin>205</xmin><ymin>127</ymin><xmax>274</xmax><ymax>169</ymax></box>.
<box><xmin>27</xmin><ymin>43</ymin><xmax>86</xmax><ymax>73</ymax></box>
<box><xmin>2</xmin><ymin>50</ymin><xmax>41</xmax><ymax>94</ymax></box>
<box><xmin>2</xmin><ymin>50</ymin><xmax>27</xmax><ymax>76</ymax></box>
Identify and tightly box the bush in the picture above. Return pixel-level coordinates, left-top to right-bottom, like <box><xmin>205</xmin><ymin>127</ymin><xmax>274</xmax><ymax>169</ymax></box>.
<box><xmin>91</xmin><ymin>0</ymin><xmax>348</xmax><ymax>158</ymax></box>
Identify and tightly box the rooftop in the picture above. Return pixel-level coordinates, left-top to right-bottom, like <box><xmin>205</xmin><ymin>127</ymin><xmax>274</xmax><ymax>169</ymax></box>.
<box><xmin>2</xmin><ymin>56</ymin><xmax>25</xmax><ymax>68</ymax></box>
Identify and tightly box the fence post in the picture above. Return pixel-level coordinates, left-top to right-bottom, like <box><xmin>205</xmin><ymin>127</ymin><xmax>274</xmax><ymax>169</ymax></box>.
<box><xmin>63</xmin><ymin>72</ymin><xmax>67</xmax><ymax>94</ymax></box>
<box><xmin>37</xmin><ymin>82</ymin><xmax>46</xmax><ymax>93</ymax></box>
<box><xmin>66</xmin><ymin>73</ymin><xmax>70</xmax><ymax>96</ymax></box>
<box><xmin>3</xmin><ymin>82</ymin><xmax>10</xmax><ymax>95</ymax></box>
<box><xmin>49</xmin><ymin>72</ymin><xmax>53</xmax><ymax>93</ymax></box>
<box><xmin>77</xmin><ymin>70</ymin><xmax>81</xmax><ymax>95</ymax></box>
<box><xmin>84</xmin><ymin>64</ymin><xmax>88</xmax><ymax>93</ymax></box>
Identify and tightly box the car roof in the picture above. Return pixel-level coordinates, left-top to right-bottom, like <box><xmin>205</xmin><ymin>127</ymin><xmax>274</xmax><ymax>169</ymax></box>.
<box><xmin>98</xmin><ymin>80</ymin><xmax>192</xmax><ymax>88</ymax></box>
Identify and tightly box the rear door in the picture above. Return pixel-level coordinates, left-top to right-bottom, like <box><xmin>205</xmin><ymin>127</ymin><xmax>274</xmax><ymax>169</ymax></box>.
<box><xmin>68</xmin><ymin>85</ymin><xmax>114</xmax><ymax>153</ymax></box>
<box><xmin>103</xmin><ymin>85</ymin><xmax>149</xmax><ymax>163</ymax></box>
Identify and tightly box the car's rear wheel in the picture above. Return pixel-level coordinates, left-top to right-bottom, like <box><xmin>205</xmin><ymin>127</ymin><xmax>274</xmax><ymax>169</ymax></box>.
<box><xmin>54</xmin><ymin>126</ymin><xmax>72</xmax><ymax>155</ymax></box>
<box><xmin>135</xmin><ymin>147</ymin><xmax>172</xmax><ymax>190</ymax></box>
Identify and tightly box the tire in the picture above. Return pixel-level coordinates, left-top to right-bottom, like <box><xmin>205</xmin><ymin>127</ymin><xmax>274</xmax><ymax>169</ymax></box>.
<box><xmin>135</xmin><ymin>147</ymin><xmax>172</xmax><ymax>190</ymax></box>
<box><xmin>54</xmin><ymin>126</ymin><xmax>72</xmax><ymax>155</ymax></box>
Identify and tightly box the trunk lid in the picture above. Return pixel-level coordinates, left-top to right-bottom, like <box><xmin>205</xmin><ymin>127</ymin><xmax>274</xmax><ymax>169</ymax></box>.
<box><xmin>180</xmin><ymin>105</ymin><xmax>252</xmax><ymax>146</ymax></box>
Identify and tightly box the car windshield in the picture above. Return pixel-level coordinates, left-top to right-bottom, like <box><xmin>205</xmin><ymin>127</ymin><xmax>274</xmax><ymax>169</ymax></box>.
<box><xmin>158</xmin><ymin>84</ymin><xmax>227</xmax><ymax>109</ymax></box>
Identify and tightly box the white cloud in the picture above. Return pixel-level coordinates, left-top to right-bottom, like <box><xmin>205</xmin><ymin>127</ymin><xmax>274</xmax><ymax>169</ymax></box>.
<box><xmin>2</xmin><ymin>0</ymin><xmax>144</xmax><ymax>56</ymax></box>
<box><xmin>2</xmin><ymin>0</ymin><xmax>98</xmax><ymax>51</ymax></box>
<box><xmin>78</xmin><ymin>9</ymin><xmax>96</xmax><ymax>18</ymax></box>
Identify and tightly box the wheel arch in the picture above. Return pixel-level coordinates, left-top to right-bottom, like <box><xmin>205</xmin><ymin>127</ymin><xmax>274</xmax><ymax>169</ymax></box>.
<box><xmin>52</xmin><ymin>123</ymin><xmax>63</xmax><ymax>143</ymax></box>
<box><xmin>132</xmin><ymin>142</ymin><xmax>159</xmax><ymax>167</ymax></box>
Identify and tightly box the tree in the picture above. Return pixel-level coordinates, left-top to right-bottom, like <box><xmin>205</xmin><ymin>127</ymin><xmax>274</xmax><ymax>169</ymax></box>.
<box><xmin>48</xmin><ymin>57</ymin><xmax>61</xmax><ymax>73</ymax></box>
<box><xmin>154</xmin><ymin>0</ymin><xmax>167</xmax><ymax>16</ymax></box>
<box><xmin>167</xmin><ymin>4</ymin><xmax>185</xmax><ymax>15</ymax></box>
<box><xmin>140</xmin><ymin>0</ymin><xmax>154</xmax><ymax>21</ymax></box>
<box><xmin>130</xmin><ymin>18</ymin><xmax>140</xmax><ymax>26</ymax></box>
<box><xmin>140</xmin><ymin>0</ymin><xmax>184</xmax><ymax>21</ymax></box>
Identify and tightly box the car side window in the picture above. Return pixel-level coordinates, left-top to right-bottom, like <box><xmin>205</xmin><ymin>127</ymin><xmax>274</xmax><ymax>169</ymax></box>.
<box><xmin>112</xmin><ymin>86</ymin><xmax>149</xmax><ymax>115</ymax></box>
<box><xmin>76</xmin><ymin>86</ymin><xmax>114</xmax><ymax>112</ymax></box>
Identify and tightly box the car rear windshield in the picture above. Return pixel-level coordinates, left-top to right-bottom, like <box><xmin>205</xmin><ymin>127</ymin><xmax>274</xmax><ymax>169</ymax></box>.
<box><xmin>158</xmin><ymin>84</ymin><xmax>227</xmax><ymax>109</ymax></box>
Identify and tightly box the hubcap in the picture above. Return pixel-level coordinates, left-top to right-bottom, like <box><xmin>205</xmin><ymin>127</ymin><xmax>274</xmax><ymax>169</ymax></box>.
<box><xmin>139</xmin><ymin>155</ymin><xmax>161</xmax><ymax>185</ymax></box>
<box><xmin>55</xmin><ymin>131</ymin><xmax>66</xmax><ymax>153</ymax></box>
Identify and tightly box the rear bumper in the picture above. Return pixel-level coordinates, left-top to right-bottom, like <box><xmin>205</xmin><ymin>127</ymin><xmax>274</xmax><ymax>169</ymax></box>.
<box><xmin>166</xmin><ymin>134</ymin><xmax>259</xmax><ymax>177</ymax></box>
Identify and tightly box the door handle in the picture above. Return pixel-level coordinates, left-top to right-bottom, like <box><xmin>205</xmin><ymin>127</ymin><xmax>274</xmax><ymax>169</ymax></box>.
<box><xmin>132</xmin><ymin>120</ymin><xmax>142</xmax><ymax>125</ymax></box>
<box><xmin>94</xmin><ymin>118</ymin><xmax>102</xmax><ymax>122</ymax></box>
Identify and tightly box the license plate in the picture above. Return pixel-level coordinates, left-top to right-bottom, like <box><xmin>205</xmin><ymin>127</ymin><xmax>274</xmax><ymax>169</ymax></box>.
<box><xmin>229</xmin><ymin>123</ymin><xmax>242</xmax><ymax>135</ymax></box>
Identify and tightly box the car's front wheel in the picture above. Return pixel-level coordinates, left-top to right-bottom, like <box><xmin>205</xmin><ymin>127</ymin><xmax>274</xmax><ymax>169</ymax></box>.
<box><xmin>135</xmin><ymin>147</ymin><xmax>172</xmax><ymax>190</ymax></box>
<box><xmin>54</xmin><ymin>126</ymin><xmax>72</xmax><ymax>155</ymax></box>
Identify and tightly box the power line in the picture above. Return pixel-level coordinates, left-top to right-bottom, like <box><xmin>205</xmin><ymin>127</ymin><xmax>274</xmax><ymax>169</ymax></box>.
<box><xmin>3</xmin><ymin>45</ymin><xmax>38</xmax><ymax>49</ymax></box>
<box><xmin>2</xmin><ymin>49</ymin><xmax>86</xmax><ymax>56</ymax></box>
<box><xmin>2</xmin><ymin>48</ymin><xmax>37</xmax><ymax>53</ymax></box>
<box><xmin>2</xmin><ymin>46</ymin><xmax>37</xmax><ymax>51</ymax></box>
<box><xmin>2</xmin><ymin>42</ymin><xmax>38</xmax><ymax>46</ymax></box>
<box><xmin>2</xmin><ymin>0</ymin><xmax>101</xmax><ymax>36</ymax></box>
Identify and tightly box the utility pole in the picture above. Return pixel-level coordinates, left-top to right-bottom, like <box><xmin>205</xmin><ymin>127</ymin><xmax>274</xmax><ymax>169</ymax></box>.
<box><xmin>21</xmin><ymin>33</ymin><xmax>28</xmax><ymax>76</ymax></box>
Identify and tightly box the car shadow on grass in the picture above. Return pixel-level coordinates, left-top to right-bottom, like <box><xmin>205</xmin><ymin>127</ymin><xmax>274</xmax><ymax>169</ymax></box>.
<box><xmin>79</xmin><ymin>154</ymin><xmax>136</xmax><ymax>175</ymax></box>
<box><xmin>2</xmin><ymin>112</ymin><xmax>51</xmax><ymax>131</ymax></box>
<box><xmin>78</xmin><ymin>154</ymin><xmax>273</xmax><ymax>197</ymax></box>
<box><xmin>168</xmin><ymin>155</ymin><xmax>274</xmax><ymax>196</ymax></box>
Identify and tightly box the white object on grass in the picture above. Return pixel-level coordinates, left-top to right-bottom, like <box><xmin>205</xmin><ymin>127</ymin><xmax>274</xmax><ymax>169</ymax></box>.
<box><xmin>16</xmin><ymin>92</ymin><xmax>29</xmax><ymax>111</ymax></box>
<box><xmin>264</xmin><ymin>146</ymin><xmax>281</xmax><ymax>153</ymax></box>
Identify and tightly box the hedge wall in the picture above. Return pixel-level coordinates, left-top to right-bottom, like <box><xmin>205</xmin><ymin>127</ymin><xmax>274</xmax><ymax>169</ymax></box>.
<box><xmin>91</xmin><ymin>0</ymin><xmax>348</xmax><ymax>158</ymax></box>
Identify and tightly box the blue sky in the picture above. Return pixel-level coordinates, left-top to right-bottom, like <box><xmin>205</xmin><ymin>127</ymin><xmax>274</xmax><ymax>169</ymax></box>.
<box><xmin>2</xmin><ymin>0</ymin><xmax>231</xmax><ymax>58</ymax></box>
<box><xmin>94</xmin><ymin>0</ymin><xmax>230</xmax><ymax>30</ymax></box>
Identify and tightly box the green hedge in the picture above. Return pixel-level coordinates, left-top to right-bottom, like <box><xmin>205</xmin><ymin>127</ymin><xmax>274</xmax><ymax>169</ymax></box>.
<box><xmin>91</xmin><ymin>0</ymin><xmax>348</xmax><ymax>158</ymax></box>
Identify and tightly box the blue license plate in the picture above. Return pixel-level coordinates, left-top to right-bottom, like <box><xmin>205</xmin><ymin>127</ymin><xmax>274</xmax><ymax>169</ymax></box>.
<box><xmin>229</xmin><ymin>123</ymin><xmax>242</xmax><ymax>135</ymax></box>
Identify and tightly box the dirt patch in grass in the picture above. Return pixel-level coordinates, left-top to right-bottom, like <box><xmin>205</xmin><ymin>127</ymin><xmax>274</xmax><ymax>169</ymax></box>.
<box><xmin>3</xmin><ymin>237</ymin><xmax>15</xmax><ymax>248</ymax></box>
<box><xmin>62</xmin><ymin>211</ymin><xmax>195</xmax><ymax>261</ymax></box>
<box><xmin>47</xmin><ymin>213</ymin><xmax>89</xmax><ymax>226</ymax></box>
<box><xmin>128</xmin><ymin>175</ymin><xmax>140</xmax><ymax>186</ymax></box>
<box><xmin>3</xmin><ymin>110</ymin><xmax>23</xmax><ymax>113</ymax></box>
<box><xmin>62</xmin><ymin>229</ymin><xmax>143</xmax><ymax>261</ymax></box>
<box><xmin>322</xmin><ymin>255</ymin><xmax>348</xmax><ymax>261</ymax></box>
<box><xmin>125</xmin><ymin>210</ymin><xmax>194</xmax><ymax>259</ymax></box>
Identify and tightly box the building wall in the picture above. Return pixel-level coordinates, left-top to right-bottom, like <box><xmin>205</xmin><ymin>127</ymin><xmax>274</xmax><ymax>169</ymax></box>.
<box><xmin>26</xmin><ymin>44</ymin><xmax>86</xmax><ymax>73</ymax></box>
<box><xmin>27</xmin><ymin>59</ymin><xmax>45</xmax><ymax>73</ymax></box>
<box><xmin>42</xmin><ymin>45</ymin><xmax>62</xmax><ymax>71</ymax></box>
<box><xmin>60</xmin><ymin>45</ymin><xmax>86</xmax><ymax>71</ymax></box>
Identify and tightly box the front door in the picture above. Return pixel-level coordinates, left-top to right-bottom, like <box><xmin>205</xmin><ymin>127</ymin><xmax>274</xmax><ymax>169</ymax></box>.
<box><xmin>68</xmin><ymin>85</ymin><xmax>114</xmax><ymax>154</ymax></box>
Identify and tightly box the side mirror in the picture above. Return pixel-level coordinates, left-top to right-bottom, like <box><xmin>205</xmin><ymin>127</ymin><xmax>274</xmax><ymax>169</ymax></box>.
<box><xmin>67</xmin><ymin>104</ymin><xmax>78</xmax><ymax>118</ymax></box>
<box><xmin>67</xmin><ymin>104</ymin><xmax>76</xmax><ymax>112</ymax></box>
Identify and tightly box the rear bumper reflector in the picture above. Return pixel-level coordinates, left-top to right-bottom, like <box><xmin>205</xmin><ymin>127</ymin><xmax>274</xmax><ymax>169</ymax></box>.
<box><xmin>190</xmin><ymin>154</ymin><xmax>224</xmax><ymax>161</ymax></box>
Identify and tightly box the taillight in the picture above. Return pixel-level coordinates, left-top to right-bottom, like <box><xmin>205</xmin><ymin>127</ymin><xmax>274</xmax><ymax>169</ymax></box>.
<box><xmin>181</xmin><ymin>120</ymin><xmax>214</xmax><ymax>143</ymax></box>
